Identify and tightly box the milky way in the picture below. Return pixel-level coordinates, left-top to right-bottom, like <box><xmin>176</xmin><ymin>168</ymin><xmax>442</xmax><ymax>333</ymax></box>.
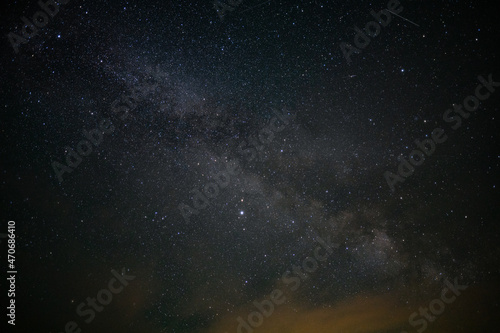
<box><xmin>1</xmin><ymin>0</ymin><xmax>499</xmax><ymax>332</ymax></box>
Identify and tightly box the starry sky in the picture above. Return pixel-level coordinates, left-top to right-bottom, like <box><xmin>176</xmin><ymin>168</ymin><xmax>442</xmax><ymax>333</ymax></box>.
<box><xmin>1</xmin><ymin>0</ymin><xmax>499</xmax><ymax>332</ymax></box>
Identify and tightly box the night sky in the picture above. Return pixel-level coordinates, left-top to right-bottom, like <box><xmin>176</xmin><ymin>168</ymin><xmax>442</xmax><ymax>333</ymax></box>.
<box><xmin>1</xmin><ymin>0</ymin><xmax>499</xmax><ymax>332</ymax></box>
